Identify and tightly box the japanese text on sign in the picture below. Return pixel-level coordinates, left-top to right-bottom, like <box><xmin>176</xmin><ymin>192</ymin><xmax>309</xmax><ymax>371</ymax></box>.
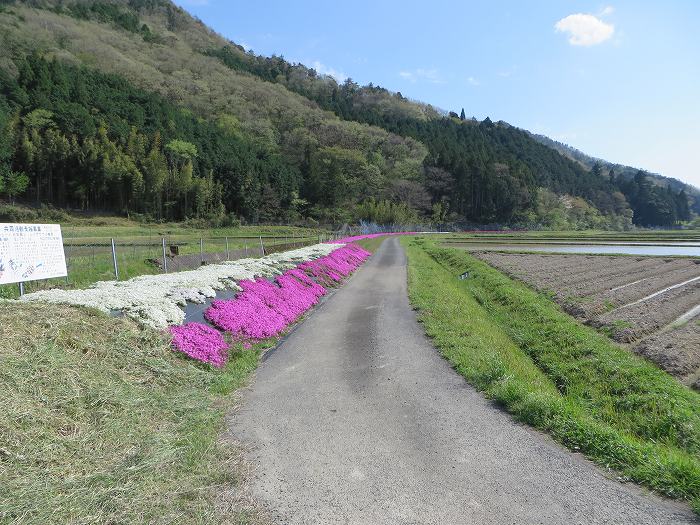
<box><xmin>0</xmin><ymin>223</ymin><xmax>67</xmax><ymax>285</ymax></box>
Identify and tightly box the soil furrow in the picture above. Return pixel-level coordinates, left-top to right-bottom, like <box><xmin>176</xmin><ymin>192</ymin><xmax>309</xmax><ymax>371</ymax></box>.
<box><xmin>633</xmin><ymin>319</ymin><xmax>700</xmax><ymax>386</ymax></box>
<box><xmin>473</xmin><ymin>251</ymin><xmax>700</xmax><ymax>389</ymax></box>
<box><xmin>592</xmin><ymin>282</ymin><xmax>700</xmax><ymax>342</ymax></box>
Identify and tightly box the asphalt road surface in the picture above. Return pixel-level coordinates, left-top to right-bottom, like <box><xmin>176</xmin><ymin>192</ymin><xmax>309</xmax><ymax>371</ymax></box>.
<box><xmin>231</xmin><ymin>237</ymin><xmax>697</xmax><ymax>524</ymax></box>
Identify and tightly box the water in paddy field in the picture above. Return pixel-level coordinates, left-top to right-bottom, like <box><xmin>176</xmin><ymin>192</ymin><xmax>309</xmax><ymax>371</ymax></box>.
<box><xmin>456</xmin><ymin>243</ymin><xmax>700</xmax><ymax>257</ymax></box>
<box><xmin>183</xmin><ymin>289</ymin><xmax>239</xmax><ymax>324</ymax></box>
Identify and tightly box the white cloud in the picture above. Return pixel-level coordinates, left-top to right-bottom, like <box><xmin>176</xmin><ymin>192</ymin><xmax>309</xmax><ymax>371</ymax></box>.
<box><xmin>311</xmin><ymin>60</ymin><xmax>347</xmax><ymax>82</ymax></box>
<box><xmin>600</xmin><ymin>6</ymin><xmax>615</xmax><ymax>16</ymax></box>
<box><xmin>398</xmin><ymin>68</ymin><xmax>445</xmax><ymax>84</ymax></box>
<box><xmin>498</xmin><ymin>66</ymin><xmax>518</xmax><ymax>78</ymax></box>
<box><xmin>555</xmin><ymin>13</ymin><xmax>614</xmax><ymax>46</ymax></box>
<box><xmin>467</xmin><ymin>76</ymin><xmax>480</xmax><ymax>86</ymax></box>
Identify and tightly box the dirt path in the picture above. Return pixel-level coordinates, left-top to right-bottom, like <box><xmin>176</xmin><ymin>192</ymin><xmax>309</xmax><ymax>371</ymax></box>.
<box><xmin>229</xmin><ymin>238</ymin><xmax>696</xmax><ymax>524</ymax></box>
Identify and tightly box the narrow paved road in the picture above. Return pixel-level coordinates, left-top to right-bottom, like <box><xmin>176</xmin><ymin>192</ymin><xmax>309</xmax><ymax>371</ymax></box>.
<box><xmin>231</xmin><ymin>238</ymin><xmax>696</xmax><ymax>524</ymax></box>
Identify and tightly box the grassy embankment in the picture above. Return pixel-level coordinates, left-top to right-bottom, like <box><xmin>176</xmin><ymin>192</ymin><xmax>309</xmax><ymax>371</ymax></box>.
<box><xmin>442</xmin><ymin>230</ymin><xmax>700</xmax><ymax>242</ymax></box>
<box><xmin>0</xmin><ymin>303</ymin><xmax>263</xmax><ymax>524</ymax></box>
<box><xmin>0</xmin><ymin>214</ymin><xmax>328</xmax><ymax>299</ymax></box>
<box><xmin>353</xmin><ymin>236</ymin><xmax>389</xmax><ymax>253</ymax></box>
<box><xmin>0</xmin><ymin>238</ymin><xmax>382</xmax><ymax>523</ymax></box>
<box><xmin>404</xmin><ymin>237</ymin><xmax>700</xmax><ymax>513</ymax></box>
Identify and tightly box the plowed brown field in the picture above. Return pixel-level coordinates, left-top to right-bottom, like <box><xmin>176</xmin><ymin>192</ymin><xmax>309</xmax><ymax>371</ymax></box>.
<box><xmin>474</xmin><ymin>252</ymin><xmax>700</xmax><ymax>390</ymax></box>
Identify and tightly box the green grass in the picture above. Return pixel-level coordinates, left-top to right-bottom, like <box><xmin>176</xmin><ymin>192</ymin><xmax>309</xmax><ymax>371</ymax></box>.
<box><xmin>599</xmin><ymin>319</ymin><xmax>633</xmax><ymax>338</ymax></box>
<box><xmin>404</xmin><ymin>237</ymin><xmax>700</xmax><ymax>511</ymax></box>
<box><xmin>433</xmin><ymin>229</ymin><xmax>700</xmax><ymax>260</ymax></box>
<box><xmin>0</xmin><ymin>219</ymin><xmax>329</xmax><ymax>299</ymax></box>
<box><xmin>0</xmin><ymin>303</ymin><xmax>264</xmax><ymax>524</ymax></box>
<box><xmin>440</xmin><ymin>229</ymin><xmax>700</xmax><ymax>242</ymax></box>
<box><xmin>354</xmin><ymin>235</ymin><xmax>389</xmax><ymax>253</ymax></box>
<box><xmin>60</xmin><ymin>222</ymin><xmax>326</xmax><ymax>240</ymax></box>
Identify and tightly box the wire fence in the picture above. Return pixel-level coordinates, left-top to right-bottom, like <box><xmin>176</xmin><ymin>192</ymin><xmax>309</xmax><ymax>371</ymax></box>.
<box><xmin>3</xmin><ymin>223</ymin><xmax>448</xmax><ymax>299</ymax></box>
<box><xmin>1</xmin><ymin>233</ymin><xmax>341</xmax><ymax>299</ymax></box>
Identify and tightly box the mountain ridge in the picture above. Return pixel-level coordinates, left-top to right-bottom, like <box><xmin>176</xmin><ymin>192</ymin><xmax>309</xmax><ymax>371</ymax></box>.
<box><xmin>0</xmin><ymin>0</ymin><xmax>693</xmax><ymax>227</ymax></box>
<box><xmin>529</xmin><ymin>132</ymin><xmax>700</xmax><ymax>198</ymax></box>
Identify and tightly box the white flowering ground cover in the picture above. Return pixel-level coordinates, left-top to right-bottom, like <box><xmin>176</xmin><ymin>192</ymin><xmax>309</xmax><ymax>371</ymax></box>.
<box><xmin>20</xmin><ymin>243</ymin><xmax>343</xmax><ymax>328</ymax></box>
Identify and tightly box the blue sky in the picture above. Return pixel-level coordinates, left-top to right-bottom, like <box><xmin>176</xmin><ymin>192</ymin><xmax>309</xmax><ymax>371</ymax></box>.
<box><xmin>174</xmin><ymin>1</ymin><xmax>700</xmax><ymax>188</ymax></box>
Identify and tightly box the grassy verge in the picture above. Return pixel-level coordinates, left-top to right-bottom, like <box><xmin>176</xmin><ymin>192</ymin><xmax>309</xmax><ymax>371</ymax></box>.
<box><xmin>354</xmin><ymin>235</ymin><xmax>388</xmax><ymax>253</ymax></box>
<box><xmin>440</xmin><ymin>229</ymin><xmax>700</xmax><ymax>242</ymax></box>
<box><xmin>0</xmin><ymin>221</ymin><xmax>327</xmax><ymax>299</ymax></box>
<box><xmin>0</xmin><ymin>303</ymin><xmax>264</xmax><ymax>524</ymax></box>
<box><xmin>404</xmin><ymin>238</ymin><xmax>700</xmax><ymax>512</ymax></box>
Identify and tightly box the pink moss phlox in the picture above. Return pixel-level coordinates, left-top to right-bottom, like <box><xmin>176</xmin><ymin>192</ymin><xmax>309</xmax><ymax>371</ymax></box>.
<box><xmin>206</xmin><ymin>289</ymin><xmax>289</xmax><ymax>339</ymax></box>
<box><xmin>331</xmin><ymin>232</ymin><xmax>416</xmax><ymax>244</ymax></box>
<box><xmin>169</xmin><ymin>322</ymin><xmax>229</xmax><ymax>367</ymax></box>
<box><xmin>299</xmin><ymin>244</ymin><xmax>371</xmax><ymax>284</ymax></box>
<box><xmin>205</xmin><ymin>245</ymin><xmax>371</xmax><ymax>342</ymax></box>
<box><xmin>171</xmin><ymin>245</ymin><xmax>372</xmax><ymax>366</ymax></box>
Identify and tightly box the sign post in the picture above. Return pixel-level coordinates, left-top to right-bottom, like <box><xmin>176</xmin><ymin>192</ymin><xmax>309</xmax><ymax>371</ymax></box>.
<box><xmin>161</xmin><ymin>238</ymin><xmax>168</xmax><ymax>273</ymax></box>
<box><xmin>111</xmin><ymin>238</ymin><xmax>119</xmax><ymax>280</ymax></box>
<box><xmin>0</xmin><ymin>223</ymin><xmax>68</xmax><ymax>288</ymax></box>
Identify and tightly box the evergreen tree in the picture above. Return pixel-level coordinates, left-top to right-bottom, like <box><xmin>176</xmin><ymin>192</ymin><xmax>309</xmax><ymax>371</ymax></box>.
<box><xmin>0</xmin><ymin>167</ymin><xmax>29</xmax><ymax>204</ymax></box>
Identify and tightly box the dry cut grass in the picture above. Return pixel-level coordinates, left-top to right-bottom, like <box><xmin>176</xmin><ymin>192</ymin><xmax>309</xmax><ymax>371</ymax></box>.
<box><xmin>0</xmin><ymin>303</ymin><xmax>261</xmax><ymax>524</ymax></box>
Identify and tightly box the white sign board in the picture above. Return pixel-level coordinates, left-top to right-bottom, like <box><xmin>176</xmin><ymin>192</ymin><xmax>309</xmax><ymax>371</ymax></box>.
<box><xmin>0</xmin><ymin>223</ymin><xmax>67</xmax><ymax>285</ymax></box>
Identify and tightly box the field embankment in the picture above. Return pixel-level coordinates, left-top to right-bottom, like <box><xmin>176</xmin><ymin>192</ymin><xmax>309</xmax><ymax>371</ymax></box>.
<box><xmin>0</xmin><ymin>302</ymin><xmax>260</xmax><ymax>524</ymax></box>
<box><xmin>1</xmin><ymin>239</ymin><xmax>380</xmax><ymax>523</ymax></box>
<box><xmin>404</xmin><ymin>238</ymin><xmax>700</xmax><ymax>513</ymax></box>
<box><xmin>0</xmin><ymin>217</ymin><xmax>328</xmax><ymax>300</ymax></box>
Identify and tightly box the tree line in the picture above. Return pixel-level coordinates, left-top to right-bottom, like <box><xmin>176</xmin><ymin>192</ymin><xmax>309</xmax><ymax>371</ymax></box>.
<box><xmin>206</xmin><ymin>44</ymin><xmax>692</xmax><ymax>227</ymax></box>
<box><xmin>616</xmin><ymin>169</ymin><xmax>691</xmax><ymax>226</ymax></box>
<box><xmin>0</xmin><ymin>48</ymin><xmax>692</xmax><ymax>228</ymax></box>
<box><xmin>0</xmin><ymin>54</ymin><xmax>305</xmax><ymax>223</ymax></box>
<box><xmin>0</xmin><ymin>50</ymin><xmax>433</xmax><ymax>224</ymax></box>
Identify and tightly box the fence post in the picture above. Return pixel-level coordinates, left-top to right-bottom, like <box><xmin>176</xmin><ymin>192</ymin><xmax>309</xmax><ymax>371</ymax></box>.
<box><xmin>64</xmin><ymin>243</ymin><xmax>70</xmax><ymax>284</ymax></box>
<box><xmin>162</xmin><ymin>238</ymin><xmax>168</xmax><ymax>273</ymax></box>
<box><xmin>259</xmin><ymin>236</ymin><xmax>265</xmax><ymax>256</ymax></box>
<box><xmin>111</xmin><ymin>238</ymin><xmax>119</xmax><ymax>281</ymax></box>
<box><xmin>200</xmin><ymin>238</ymin><xmax>204</xmax><ymax>265</ymax></box>
<box><xmin>225</xmin><ymin>236</ymin><xmax>230</xmax><ymax>259</ymax></box>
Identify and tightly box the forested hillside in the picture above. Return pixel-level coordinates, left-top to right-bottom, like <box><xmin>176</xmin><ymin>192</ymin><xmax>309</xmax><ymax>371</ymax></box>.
<box><xmin>205</xmin><ymin>42</ymin><xmax>694</xmax><ymax>227</ymax></box>
<box><xmin>0</xmin><ymin>0</ymin><xmax>427</xmax><ymax>224</ymax></box>
<box><xmin>0</xmin><ymin>0</ymin><xmax>694</xmax><ymax>227</ymax></box>
<box><xmin>530</xmin><ymin>132</ymin><xmax>700</xmax><ymax>215</ymax></box>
